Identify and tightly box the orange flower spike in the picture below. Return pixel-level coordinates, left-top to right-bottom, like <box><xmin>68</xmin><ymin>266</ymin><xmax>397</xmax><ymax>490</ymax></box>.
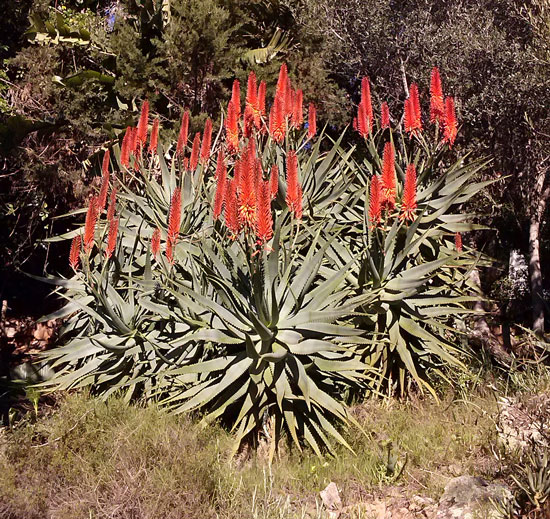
<box><xmin>269</xmin><ymin>164</ymin><xmax>279</xmax><ymax>200</ymax></box>
<box><xmin>368</xmin><ymin>175</ymin><xmax>382</xmax><ymax>227</ymax></box>
<box><xmin>165</xmin><ymin>239</ymin><xmax>174</xmax><ymax>264</ymax></box>
<box><xmin>189</xmin><ymin>132</ymin><xmax>201</xmax><ymax>170</ymax></box>
<box><xmin>225</xmin><ymin>100</ymin><xmax>239</xmax><ymax>154</ymax></box>
<box><xmin>69</xmin><ymin>235</ymin><xmax>81</xmax><ymax>271</ymax></box>
<box><xmin>361</xmin><ymin>77</ymin><xmax>373</xmax><ymax>133</ymax></box>
<box><xmin>213</xmin><ymin>149</ymin><xmax>227</xmax><ymax>220</ymax></box>
<box><xmin>404</xmin><ymin>98</ymin><xmax>414</xmax><ymax>136</ymax></box>
<box><xmin>84</xmin><ymin>196</ymin><xmax>99</xmax><ymax>253</ymax></box>
<box><xmin>136</xmin><ymin>99</ymin><xmax>149</xmax><ymax>148</ymax></box>
<box><xmin>443</xmin><ymin>97</ymin><xmax>458</xmax><ymax>147</ymax></box>
<box><xmin>167</xmin><ymin>187</ymin><xmax>182</xmax><ymax>245</ymax></box>
<box><xmin>130</xmin><ymin>127</ymin><xmax>139</xmax><ymax>156</ymax></box>
<box><xmin>200</xmin><ymin>118</ymin><xmax>212</xmax><ymax>163</ymax></box>
<box><xmin>149</xmin><ymin>117</ymin><xmax>159</xmax><ymax>155</ymax></box>
<box><xmin>400</xmin><ymin>163</ymin><xmax>418</xmax><ymax>222</ymax></box>
<box><xmin>258</xmin><ymin>80</ymin><xmax>267</xmax><ymax>118</ymax></box>
<box><xmin>106</xmin><ymin>186</ymin><xmax>117</xmax><ymax>223</ymax></box>
<box><xmin>238</xmin><ymin>144</ymin><xmax>257</xmax><ymax>228</ymax></box>
<box><xmin>409</xmin><ymin>83</ymin><xmax>422</xmax><ymax>132</ymax></box>
<box><xmin>381</xmin><ymin>102</ymin><xmax>390</xmax><ymax>129</ymax></box>
<box><xmin>455</xmin><ymin>232</ymin><xmax>463</xmax><ymax>252</ymax></box>
<box><xmin>224</xmin><ymin>179</ymin><xmax>240</xmax><ymax>236</ymax></box>
<box><xmin>176</xmin><ymin>110</ymin><xmax>189</xmax><ymax>157</ymax></box>
<box><xmin>285</xmin><ymin>150</ymin><xmax>302</xmax><ymax>219</ymax></box>
<box><xmin>98</xmin><ymin>150</ymin><xmax>110</xmax><ymax>212</ymax></box>
<box><xmin>381</xmin><ymin>142</ymin><xmax>396</xmax><ymax>210</ymax></box>
<box><xmin>292</xmin><ymin>89</ymin><xmax>304</xmax><ymax>129</ymax></box>
<box><xmin>233</xmin><ymin>157</ymin><xmax>242</xmax><ymax>188</ymax></box>
<box><xmin>430</xmin><ymin>66</ymin><xmax>444</xmax><ymax>123</ymax></box>
<box><xmin>357</xmin><ymin>101</ymin><xmax>368</xmax><ymax>138</ymax></box>
<box><xmin>269</xmin><ymin>93</ymin><xmax>286</xmax><ymax>144</ymax></box>
<box><xmin>231</xmin><ymin>79</ymin><xmax>241</xmax><ymax>121</ymax></box>
<box><xmin>256</xmin><ymin>179</ymin><xmax>273</xmax><ymax>245</ymax></box>
<box><xmin>151</xmin><ymin>228</ymin><xmax>161</xmax><ymax>258</ymax></box>
<box><xmin>276</xmin><ymin>63</ymin><xmax>288</xmax><ymax>99</ymax></box>
<box><xmin>105</xmin><ymin>217</ymin><xmax>119</xmax><ymax>259</ymax></box>
<box><xmin>120</xmin><ymin>126</ymin><xmax>132</xmax><ymax>167</ymax></box>
<box><xmin>246</xmin><ymin>71</ymin><xmax>259</xmax><ymax>121</ymax></box>
<box><xmin>285</xmin><ymin>81</ymin><xmax>293</xmax><ymax>118</ymax></box>
<box><xmin>307</xmin><ymin>103</ymin><xmax>317</xmax><ymax>140</ymax></box>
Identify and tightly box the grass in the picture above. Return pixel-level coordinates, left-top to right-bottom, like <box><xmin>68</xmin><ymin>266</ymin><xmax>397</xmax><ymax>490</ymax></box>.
<box><xmin>0</xmin><ymin>384</ymin><xmax>510</xmax><ymax>519</ymax></box>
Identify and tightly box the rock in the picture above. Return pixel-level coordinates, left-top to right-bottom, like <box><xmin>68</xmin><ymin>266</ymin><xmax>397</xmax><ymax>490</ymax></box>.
<box><xmin>320</xmin><ymin>482</ymin><xmax>342</xmax><ymax>519</ymax></box>
<box><xmin>497</xmin><ymin>394</ymin><xmax>550</xmax><ymax>453</ymax></box>
<box><xmin>436</xmin><ymin>476</ymin><xmax>513</xmax><ymax>519</ymax></box>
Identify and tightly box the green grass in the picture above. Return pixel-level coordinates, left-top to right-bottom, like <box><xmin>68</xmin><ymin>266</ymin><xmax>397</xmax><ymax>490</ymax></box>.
<box><xmin>0</xmin><ymin>385</ymin><xmax>507</xmax><ymax>519</ymax></box>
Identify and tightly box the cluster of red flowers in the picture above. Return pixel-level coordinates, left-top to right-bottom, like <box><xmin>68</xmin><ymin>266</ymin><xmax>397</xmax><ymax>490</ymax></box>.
<box><xmin>70</xmin><ymin>150</ymin><xmax>120</xmax><ymax>269</ymax></box>
<box><xmin>213</xmin><ymin>137</ymin><xmax>298</xmax><ymax>246</ymax></box>
<box><xmin>213</xmin><ymin>64</ymin><xmax>312</xmax><ymax>247</ymax></box>
<box><xmin>120</xmin><ymin>100</ymin><xmax>163</xmax><ymax>168</ymax></box>
<box><xmin>225</xmin><ymin>64</ymin><xmax>316</xmax><ymax>153</ymax></box>
<box><xmin>368</xmin><ymin>143</ymin><xmax>418</xmax><ymax>227</ymax></box>
<box><xmin>354</xmin><ymin>67</ymin><xmax>458</xmax><ymax>147</ymax></box>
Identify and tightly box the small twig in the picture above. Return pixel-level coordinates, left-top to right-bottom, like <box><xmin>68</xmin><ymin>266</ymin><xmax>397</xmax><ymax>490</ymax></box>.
<box><xmin>31</xmin><ymin>409</ymin><xmax>93</xmax><ymax>448</ymax></box>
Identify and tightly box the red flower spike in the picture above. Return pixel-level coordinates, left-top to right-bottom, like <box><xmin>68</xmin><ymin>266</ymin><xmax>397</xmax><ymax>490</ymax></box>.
<box><xmin>213</xmin><ymin>149</ymin><xmax>227</xmax><ymax>220</ymax></box>
<box><xmin>276</xmin><ymin>63</ymin><xmax>288</xmax><ymax>100</ymax></box>
<box><xmin>285</xmin><ymin>150</ymin><xmax>302</xmax><ymax>219</ymax></box>
<box><xmin>443</xmin><ymin>97</ymin><xmax>458</xmax><ymax>147</ymax></box>
<box><xmin>98</xmin><ymin>153</ymin><xmax>110</xmax><ymax>213</ymax></box>
<box><xmin>107</xmin><ymin>186</ymin><xmax>117</xmax><ymax>223</ymax></box>
<box><xmin>224</xmin><ymin>179</ymin><xmax>240</xmax><ymax>236</ymax></box>
<box><xmin>430</xmin><ymin>66</ymin><xmax>444</xmax><ymax>124</ymax></box>
<box><xmin>455</xmin><ymin>232</ymin><xmax>463</xmax><ymax>252</ymax></box>
<box><xmin>237</xmin><ymin>144</ymin><xmax>257</xmax><ymax>229</ymax></box>
<box><xmin>269</xmin><ymin>164</ymin><xmax>279</xmax><ymax>200</ymax></box>
<box><xmin>189</xmin><ymin>132</ymin><xmax>201</xmax><ymax>170</ymax></box>
<box><xmin>381</xmin><ymin>102</ymin><xmax>390</xmax><ymax>129</ymax></box>
<box><xmin>69</xmin><ymin>235</ymin><xmax>81</xmax><ymax>270</ymax></box>
<box><xmin>381</xmin><ymin>142</ymin><xmax>396</xmax><ymax>210</ymax></box>
<box><xmin>292</xmin><ymin>89</ymin><xmax>304</xmax><ymax>129</ymax></box>
<box><xmin>307</xmin><ymin>103</ymin><xmax>317</xmax><ymax>140</ymax></box>
<box><xmin>165</xmin><ymin>239</ymin><xmax>174</xmax><ymax>264</ymax></box>
<box><xmin>105</xmin><ymin>217</ymin><xmax>119</xmax><ymax>259</ymax></box>
<box><xmin>233</xmin><ymin>157</ymin><xmax>242</xmax><ymax>188</ymax></box>
<box><xmin>84</xmin><ymin>196</ymin><xmax>98</xmax><ymax>253</ymax></box>
<box><xmin>352</xmin><ymin>117</ymin><xmax>358</xmax><ymax>132</ymax></box>
<box><xmin>357</xmin><ymin>101</ymin><xmax>368</xmax><ymax>138</ymax></box>
<box><xmin>269</xmin><ymin>93</ymin><xmax>286</xmax><ymax>143</ymax></box>
<box><xmin>151</xmin><ymin>228</ymin><xmax>161</xmax><ymax>258</ymax></box>
<box><xmin>130</xmin><ymin>127</ymin><xmax>138</xmax><ymax>156</ymax></box>
<box><xmin>200</xmin><ymin>118</ymin><xmax>212</xmax><ymax>163</ymax></box>
<box><xmin>246</xmin><ymin>71</ymin><xmax>258</xmax><ymax>110</ymax></box>
<box><xmin>149</xmin><ymin>117</ymin><xmax>159</xmax><ymax>154</ymax></box>
<box><xmin>404</xmin><ymin>98</ymin><xmax>414</xmax><ymax>135</ymax></box>
<box><xmin>400</xmin><ymin>163</ymin><xmax>418</xmax><ymax>222</ymax></box>
<box><xmin>231</xmin><ymin>80</ymin><xmax>241</xmax><ymax>121</ymax></box>
<box><xmin>225</xmin><ymin>100</ymin><xmax>240</xmax><ymax>154</ymax></box>
<box><xmin>256</xmin><ymin>179</ymin><xmax>273</xmax><ymax>245</ymax></box>
<box><xmin>120</xmin><ymin>126</ymin><xmax>132</xmax><ymax>167</ymax></box>
<box><xmin>136</xmin><ymin>100</ymin><xmax>149</xmax><ymax>148</ymax></box>
<box><xmin>285</xmin><ymin>82</ymin><xmax>293</xmax><ymax>118</ymax></box>
<box><xmin>409</xmin><ymin>83</ymin><xmax>422</xmax><ymax>132</ymax></box>
<box><xmin>183</xmin><ymin>157</ymin><xmax>189</xmax><ymax>171</ymax></box>
<box><xmin>361</xmin><ymin>77</ymin><xmax>373</xmax><ymax>133</ymax></box>
<box><xmin>368</xmin><ymin>175</ymin><xmax>382</xmax><ymax>227</ymax></box>
<box><xmin>176</xmin><ymin>110</ymin><xmax>189</xmax><ymax>157</ymax></box>
<box><xmin>102</xmin><ymin>149</ymin><xmax>110</xmax><ymax>176</ymax></box>
<box><xmin>168</xmin><ymin>187</ymin><xmax>182</xmax><ymax>245</ymax></box>
<box><xmin>258</xmin><ymin>80</ymin><xmax>267</xmax><ymax>118</ymax></box>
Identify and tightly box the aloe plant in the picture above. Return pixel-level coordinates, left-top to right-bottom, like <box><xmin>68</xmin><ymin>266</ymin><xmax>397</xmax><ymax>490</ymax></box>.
<box><xmin>37</xmin><ymin>65</ymin><xmax>492</xmax><ymax>454</ymax></box>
